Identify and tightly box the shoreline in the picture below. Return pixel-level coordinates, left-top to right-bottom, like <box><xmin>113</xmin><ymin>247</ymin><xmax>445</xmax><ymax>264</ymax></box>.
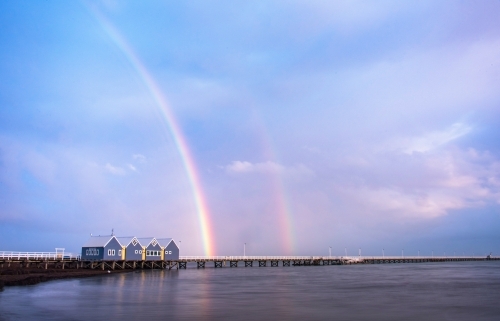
<box><xmin>0</xmin><ymin>267</ymin><xmax>133</xmax><ymax>289</ymax></box>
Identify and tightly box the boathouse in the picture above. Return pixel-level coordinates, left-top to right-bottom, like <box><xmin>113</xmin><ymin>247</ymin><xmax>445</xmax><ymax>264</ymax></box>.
<box><xmin>81</xmin><ymin>235</ymin><xmax>122</xmax><ymax>261</ymax></box>
<box><xmin>116</xmin><ymin>237</ymin><xmax>143</xmax><ymax>261</ymax></box>
<box><xmin>136</xmin><ymin>237</ymin><xmax>155</xmax><ymax>260</ymax></box>
<box><xmin>144</xmin><ymin>238</ymin><xmax>163</xmax><ymax>261</ymax></box>
<box><xmin>157</xmin><ymin>238</ymin><xmax>179</xmax><ymax>260</ymax></box>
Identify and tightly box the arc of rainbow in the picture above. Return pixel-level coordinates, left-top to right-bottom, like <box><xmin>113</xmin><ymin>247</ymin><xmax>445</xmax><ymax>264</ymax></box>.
<box><xmin>252</xmin><ymin>111</ymin><xmax>295</xmax><ymax>254</ymax></box>
<box><xmin>86</xmin><ymin>6</ymin><xmax>214</xmax><ymax>256</ymax></box>
<box><xmin>272</xmin><ymin>172</ymin><xmax>295</xmax><ymax>254</ymax></box>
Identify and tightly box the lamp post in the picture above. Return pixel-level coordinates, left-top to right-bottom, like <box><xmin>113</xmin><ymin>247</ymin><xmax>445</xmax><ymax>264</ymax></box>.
<box><xmin>382</xmin><ymin>249</ymin><xmax>385</xmax><ymax>258</ymax></box>
<box><xmin>359</xmin><ymin>248</ymin><xmax>361</xmax><ymax>257</ymax></box>
<box><xmin>329</xmin><ymin>246</ymin><xmax>332</xmax><ymax>258</ymax></box>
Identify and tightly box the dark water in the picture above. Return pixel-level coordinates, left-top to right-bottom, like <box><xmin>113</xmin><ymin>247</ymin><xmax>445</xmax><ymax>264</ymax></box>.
<box><xmin>1</xmin><ymin>261</ymin><xmax>499</xmax><ymax>321</ymax></box>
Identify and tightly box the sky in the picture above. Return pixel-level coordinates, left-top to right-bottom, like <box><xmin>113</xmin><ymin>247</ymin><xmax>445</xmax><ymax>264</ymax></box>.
<box><xmin>1</xmin><ymin>0</ymin><xmax>499</xmax><ymax>257</ymax></box>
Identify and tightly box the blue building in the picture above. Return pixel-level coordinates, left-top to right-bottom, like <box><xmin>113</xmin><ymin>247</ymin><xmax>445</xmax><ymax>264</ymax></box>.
<box><xmin>81</xmin><ymin>235</ymin><xmax>181</xmax><ymax>261</ymax></box>
<box><xmin>140</xmin><ymin>238</ymin><xmax>163</xmax><ymax>261</ymax></box>
<box><xmin>116</xmin><ymin>236</ymin><xmax>143</xmax><ymax>261</ymax></box>
<box><xmin>157</xmin><ymin>238</ymin><xmax>180</xmax><ymax>260</ymax></box>
<box><xmin>81</xmin><ymin>235</ymin><xmax>123</xmax><ymax>261</ymax></box>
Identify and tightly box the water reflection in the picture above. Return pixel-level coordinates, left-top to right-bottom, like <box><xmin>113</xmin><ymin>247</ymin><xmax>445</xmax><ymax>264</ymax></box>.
<box><xmin>1</xmin><ymin>262</ymin><xmax>500</xmax><ymax>320</ymax></box>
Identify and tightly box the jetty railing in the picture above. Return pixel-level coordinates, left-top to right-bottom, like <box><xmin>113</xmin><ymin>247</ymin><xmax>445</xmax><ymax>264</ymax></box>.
<box><xmin>179</xmin><ymin>255</ymin><xmax>486</xmax><ymax>260</ymax></box>
<box><xmin>0</xmin><ymin>251</ymin><xmax>80</xmax><ymax>260</ymax></box>
<box><xmin>179</xmin><ymin>256</ymin><xmax>339</xmax><ymax>261</ymax></box>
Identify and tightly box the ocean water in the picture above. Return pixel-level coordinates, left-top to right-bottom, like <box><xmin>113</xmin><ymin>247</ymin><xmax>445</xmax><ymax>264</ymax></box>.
<box><xmin>1</xmin><ymin>261</ymin><xmax>499</xmax><ymax>321</ymax></box>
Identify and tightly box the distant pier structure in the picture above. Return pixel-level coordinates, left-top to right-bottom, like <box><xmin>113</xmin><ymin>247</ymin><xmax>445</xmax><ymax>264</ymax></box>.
<box><xmin>1</xmin><ymin>253</ymin><xmax>498</xmax><ymax>271</ymax></box>
<box><xmin>174</xmin><ymin>255</ymin><xmax>499</xmax><ymax>269</ymax></box>
<box><xmin>1</xmin><ymin>235</ymin><xmax>498</xmax><ymax>270</ymax></box>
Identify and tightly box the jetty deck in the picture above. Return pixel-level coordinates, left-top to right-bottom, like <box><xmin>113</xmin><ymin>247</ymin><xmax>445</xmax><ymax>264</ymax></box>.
<box><xmin>1</xmin><ymin>252</ymin><xmax>498</xmax><ymax>270</ymax></box>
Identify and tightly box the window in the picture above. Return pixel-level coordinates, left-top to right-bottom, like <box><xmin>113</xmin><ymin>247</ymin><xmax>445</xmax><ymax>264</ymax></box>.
<box><xmin>108</xmin><ymin>249</ymin><xmax>111</xmax><ymax>255</ymax></box>
<box><xmin>118</xmin><ymin>250</ymin><xmax>122</xmax><ymax>256</ymax></box>
<box><xmin>132</xmin><ymin>239</ymin><xmax>138</xmax><ymax>246</ymax></box>
<box><xmin>146</xmin><ymin>250</ymin><xmax>150</xmax><ymax>256</ymax></box>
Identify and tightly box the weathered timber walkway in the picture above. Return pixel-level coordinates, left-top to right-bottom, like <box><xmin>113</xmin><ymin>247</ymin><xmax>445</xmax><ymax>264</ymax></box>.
<box><xmin>176</xmin><ymin>255</ymin><xmax>500</xmax><ymax>269</ymax></box>
<box><xmin>1</xmin><ymin>253</ymin><xmax>498</xmax><ymax>271</ymax></box>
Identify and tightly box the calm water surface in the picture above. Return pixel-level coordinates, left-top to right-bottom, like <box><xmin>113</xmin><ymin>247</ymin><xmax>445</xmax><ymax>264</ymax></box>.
<box><xmin>1</xmin><ymin>261</ymin><xmax>499</xmax><ymax>320</ymax></box>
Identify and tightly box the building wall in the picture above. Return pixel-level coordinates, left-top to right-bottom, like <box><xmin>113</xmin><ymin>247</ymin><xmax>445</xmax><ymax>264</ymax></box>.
<box><xmin>81</xmin><ymin>247</ymin><xmax>104</xmax><ymax>261</ymax></box>
<box><xmin>145</xmin><ymin>243</ymin><xmax>162</xmax><ymax>261</ymax></box>
<box><xmin>82</xmin><ymin>237</ymin><xmax>179</xmax><ymax>261</ymax></box>
<box><xmin>164</xmin><ymin>241</ymin><xmax>180</xmax><ymax>260</ymax></box>
<box><xmin>102</xmin><ymin>237</ymin><xmax>123</xmax><ymax>261</ymax></box>
<box><xmin>125</xmin><ymin>242</ymin><xmax>143</xmax><ymax>261</ymax></box>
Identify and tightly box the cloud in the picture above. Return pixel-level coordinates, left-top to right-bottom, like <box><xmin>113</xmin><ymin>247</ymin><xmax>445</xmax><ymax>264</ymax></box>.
<box><xmin>133</xmin><ymin>154</ymin><xmax>146</xmax><ymax>163</ymax></box>
<box><xmin>401</xmin><ymin>123</ymin><xmax>473</xmax><ymax>154</ymax></box>
<box><xmin>226</xmin><ymin>161</ymin><xmax>283</xmax><ymax>174</ymax></box>
<box><xmin>225</xmin><ymin>160</ymin><xmax>314</xmax><ymax>177</ymax></box>
<box><xmin>328</xmin><ymin>147</ymin><xmax>500</xmax><ymax>219</ymax></box>
<box><xmin>105</xmin><ymin>163</ymin><xmax>126</xmax><ymax>176</ymax></box>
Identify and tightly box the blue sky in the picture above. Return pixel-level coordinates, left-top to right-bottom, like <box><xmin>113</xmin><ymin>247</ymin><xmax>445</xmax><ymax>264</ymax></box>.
<box><xmin>1</xmin><ymin>0</ymin><xmax>499</xmax><ymax>256</ymax></box>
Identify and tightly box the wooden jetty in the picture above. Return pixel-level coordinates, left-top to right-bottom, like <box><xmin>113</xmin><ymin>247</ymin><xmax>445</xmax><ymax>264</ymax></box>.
<box><xmin>1</xmin><ymin>252</ymin><xmax>498</xmax><ymax>271</ymax></box>
<box><xmin>175</xmin><ymin>255</ymin><xmax>500</xmax><ymax>269</ymax></box>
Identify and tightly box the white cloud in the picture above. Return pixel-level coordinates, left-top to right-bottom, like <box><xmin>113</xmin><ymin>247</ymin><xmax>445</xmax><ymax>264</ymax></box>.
<box><xmin>225</xmin><ymin>161</ymin><xmax>314</xmax><ymax>179</ymax></box>
<box><xmin>331</xmin><ymin>147</ymin><xmax>500</xmax><ymax>219</ymax></box>
<box><xmin>127</xmin><ymin>164</ymin><xmax>137</xmax><ymax>171</ymax></box>
<box><xmin>105</xmin><ymin>163</ymin><xmax>126</xmax><ymax>176</ymax></box>
<box><xmin>402</xmin><ymin>123</ymin><xmax>472</xmax><ymax>154</ymax></box>
<box><xmin>133</xmin><ymin>154</ymin><xmax>146</xmax><ymax>163</ymax></box>
<box><xmin>226</xmin><ymin>161</ymin><xmax>284</xmax><ymax>174</ymax></box>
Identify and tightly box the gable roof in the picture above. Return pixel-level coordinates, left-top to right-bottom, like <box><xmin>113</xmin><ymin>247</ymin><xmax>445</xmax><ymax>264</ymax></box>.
<box><xmin>115</xmin><ymin>236</ymin><xmax>135</xmax><ymax>247</ymax></box>
<box><xmin>136</xmin><ymin>237</ymin><xmax>155</xmax><ymax>247</ymax></box>
<box><xmin>84</xmin><ymin>236</ymin><xmax>176</xmax><ymax>248</ymax></box>
<box><xmin>82</xmin><ymin>235</ymin><xmax>116</xmax><ymax>248</ymax></box>
<box><xmin>156</xmin><ymin>238</ymin><xmax>173</xmax><ymax>248</ymax></box>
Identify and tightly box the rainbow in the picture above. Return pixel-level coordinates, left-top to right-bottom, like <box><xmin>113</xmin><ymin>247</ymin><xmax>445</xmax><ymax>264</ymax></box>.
<box><xmin>272</xmin><ymin>174</ymin><xmax>295</xmax><ymax>254</ymax></box>
<box><xmin>86</xmin><ymin>6</ymin><xmax>215</xmax><ymax>255</ymax></box>
<box><xmin>253</xmin><ymin>111</ymin><xmax>295</xmax><ymax>254</ymax></box>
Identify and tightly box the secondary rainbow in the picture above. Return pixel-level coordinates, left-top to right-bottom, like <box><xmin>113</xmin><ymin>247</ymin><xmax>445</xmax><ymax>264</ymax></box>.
<box><xmin>253</xmin><ymin>111</ymin><xmax>295</xmax><ymax>254</ymax></box>
<box><xmin>87</xmin><ymin>6</ymin><xmax>215</xmax><ymax>256</ymax></box>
